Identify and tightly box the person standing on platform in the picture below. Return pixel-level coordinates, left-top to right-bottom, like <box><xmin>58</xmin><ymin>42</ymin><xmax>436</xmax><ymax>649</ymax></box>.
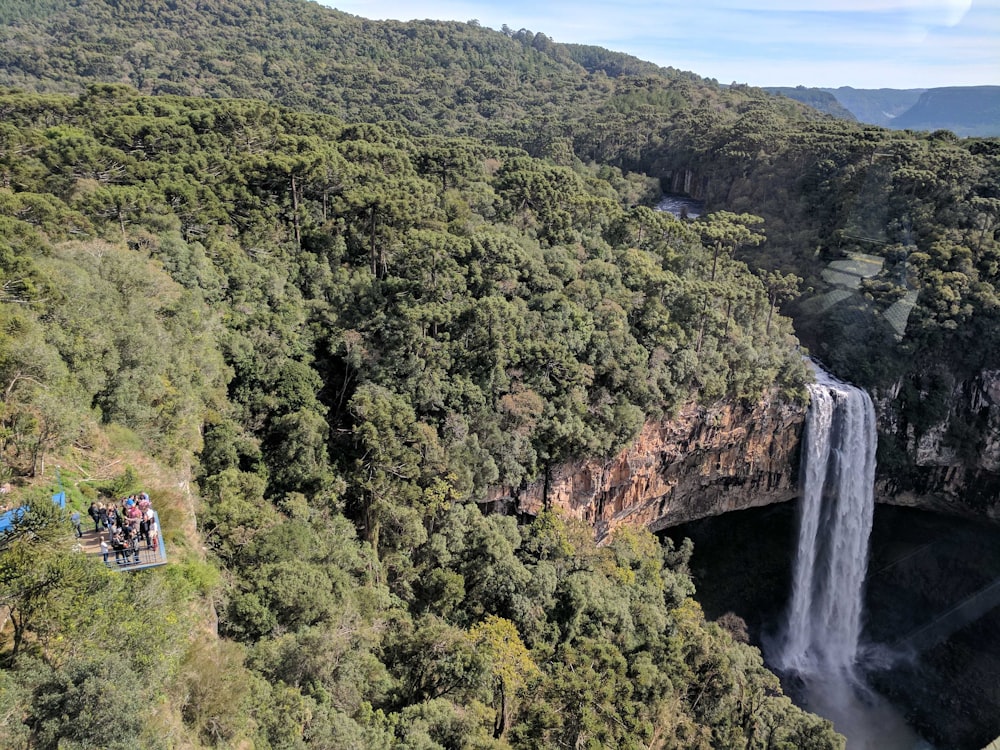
<box><xmin>112</xmin><ymin>530</ymin><xmax>126</xmax><ymax>565</ymax></box>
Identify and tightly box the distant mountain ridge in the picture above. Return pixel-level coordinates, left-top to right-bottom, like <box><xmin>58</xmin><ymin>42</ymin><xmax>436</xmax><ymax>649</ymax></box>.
<box><xmin>766</xmin><ymin>85</ymin><xmax>1000</xmax><ymax>137</ymax></box>
<box><xmin>821</xmin><ymin>87</ymin><xmax>925</xmax><ymax>127</ymax></box>
<box><xmin>889</xmin><ymin>86</ymin><xmax>1000</xmax><ymax>136</ymax></box>
<box><xmin>765</xmin><ymin>87</ymin><xmax>857</xmax><ymax>121</ymax></box>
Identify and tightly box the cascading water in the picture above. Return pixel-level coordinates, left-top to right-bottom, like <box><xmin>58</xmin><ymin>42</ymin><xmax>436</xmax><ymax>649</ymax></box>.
<box><xmin>780</xmin><ymin>369</ymin><xmax>876</xmax><ymax>676</ymax></box>
<box><xmin>775</xmin><ymin>365</ymin><xmax>930</xmax><ymax>749</ymax></box>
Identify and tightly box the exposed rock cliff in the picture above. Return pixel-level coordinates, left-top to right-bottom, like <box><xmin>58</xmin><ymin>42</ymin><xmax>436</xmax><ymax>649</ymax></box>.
<box><xmin>487</xmin><ymin>394</ymin><xmax>805</xmax><ymax>540</ymax></box>
<box><xmin>875</xmin><ymin>369</ymin><xmax>1000</xmax><ymax>521</ymax></box>
<box><xmin>485</xmin><ymin>370</ymin><xmax>1000</xmax><ymax>541</ymax></box>
<box><xmin>663</xmin><ymin>168</ymin><xmax>710</xmax><ymax>200</ymax></box>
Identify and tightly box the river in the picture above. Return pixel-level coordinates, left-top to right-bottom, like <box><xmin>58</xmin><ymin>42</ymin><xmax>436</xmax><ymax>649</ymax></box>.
<box><xmin>655</xmin><ymin>193</ymin><xmax>704</xmax><ymax>219</ymax></box>
<box><xmin>663</xmin><ymin>503</ymin><xmax>1000</xmax><ymax>749</ymax></box>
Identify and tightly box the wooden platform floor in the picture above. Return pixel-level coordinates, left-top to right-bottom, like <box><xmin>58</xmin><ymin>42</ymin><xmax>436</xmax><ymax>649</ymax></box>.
<box><xmin>74</xmin><ymin>524</ymin><xmax>166</xmax><ymax>570</ymax></box>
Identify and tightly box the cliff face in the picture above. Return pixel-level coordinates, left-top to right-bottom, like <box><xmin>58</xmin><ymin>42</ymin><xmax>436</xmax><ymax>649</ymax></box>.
<box><xmin>485</xmin><ymin>370</ymin><xmax>1000</xmax><ymax>541</ymax></box>
<box><xmin>664</xmin><ymin>168</ymin><xmax>710</xmax><ymax>200</ymax></box>
<box><xmin>875</xmin><ymin>369</ymin><xmax>1000</xmax><ymax>521</ymax></box>
<box><xmin>487</xmin><ymin>394</ymin><xmax>805</xmax><ymax>540</ymax></box>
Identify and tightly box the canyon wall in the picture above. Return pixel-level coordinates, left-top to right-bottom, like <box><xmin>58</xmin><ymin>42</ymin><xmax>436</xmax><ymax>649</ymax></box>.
<box><xmin>663</xmin><ymin>168</ymin><xmax>710</xmax><ymax>200</ymax></box>
<box><xmin>875</xmin><ymin>369</ymin><xmax>1000</xmax><ymax>521</ymax></box>
<box><xmin>486</xmin><ymin>394</ymin><xmax>806</xmax><ymax>541</ymax></box>
<box><xmin>485</xmin><ymin>369</ymin><xmax>1000</xmax><ymax>539</ymax></box>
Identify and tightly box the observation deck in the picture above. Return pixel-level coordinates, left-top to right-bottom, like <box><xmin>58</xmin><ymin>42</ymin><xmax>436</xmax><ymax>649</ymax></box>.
<box><xmin>75</xmin><ymin>510</ymin><xmax>167</xmax><ymax>571</ymax></box>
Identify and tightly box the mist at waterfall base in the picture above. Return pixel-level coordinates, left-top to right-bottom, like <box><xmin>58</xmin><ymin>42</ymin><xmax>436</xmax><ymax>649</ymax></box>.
<box><xmin>764</xmin><ymin>371</ymin><xmax>928</xmax><ymax>749</ymax></box>
<box><xmin>666</xmin><ymin>499</ymin><xmax>1000</xmax><ymax>749</ymax></box>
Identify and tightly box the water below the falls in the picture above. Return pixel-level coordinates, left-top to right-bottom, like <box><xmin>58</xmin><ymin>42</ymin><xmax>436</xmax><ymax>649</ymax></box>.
<box><xmin>663</xmin><ymin>502</ymin><xmax>1000</xmax><ymax>749</ymax></box>
<box><xmin>655</xmin><ymin>193</ymin><xmax>703</xmax><ymax>219</ymax></box>
<box><xmin>781</xmin><ymin>666</ymin><xmax>930</xmax><ymax>749</ymax></box>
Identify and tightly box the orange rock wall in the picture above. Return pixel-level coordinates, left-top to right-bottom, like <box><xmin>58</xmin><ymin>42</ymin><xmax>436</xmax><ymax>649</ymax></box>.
<box><xmin>486</xmin><ymin>395</ymin><xmax>806</xmax><ymax>540</ymax></box>
<box><xmin>484</xmin><ymin>370</ymin><xmax>1000</xmax><ymax>541</ymax></box>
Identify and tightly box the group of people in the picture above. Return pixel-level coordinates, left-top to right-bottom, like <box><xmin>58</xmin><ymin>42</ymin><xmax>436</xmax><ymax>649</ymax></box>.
<box><xmin>89</xmin><ymin>493</ymin><xmax>159</xmax><ymax>566</ymax></box>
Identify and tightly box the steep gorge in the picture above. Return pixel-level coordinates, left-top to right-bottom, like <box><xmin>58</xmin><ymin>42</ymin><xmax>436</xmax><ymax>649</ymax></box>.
<box><xmin>486</xmin><ymin>392</ymin><xmax>806</xmax><ymax>538</ymax></box>
<box><xmin>488</xmin><ymin>369</ymin><xmax>1000</xmax><ymax>537</ymax></box>
<box><xmin>876</xmin><ymin>369</ymin><xmax>1000</xmax><ymax>521</ymax></box>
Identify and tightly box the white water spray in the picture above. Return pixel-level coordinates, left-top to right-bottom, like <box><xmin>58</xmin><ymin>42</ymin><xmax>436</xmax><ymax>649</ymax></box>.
<box><xmin>780</xmin><ymin>367</ymin><xmax>877</xmax><ymax>677</ymax></box>
<box><xmin>768</xmin><ymin>368</ymin><xmax>931</xmax><ymax>748</ymax></box>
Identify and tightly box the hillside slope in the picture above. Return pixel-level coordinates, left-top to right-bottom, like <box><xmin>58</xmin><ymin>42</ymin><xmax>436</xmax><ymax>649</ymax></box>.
<box><xmin>764</xmin><ymin>86</ymin><xmax>858</xmax><ymax>121</ymax></box>
<box><xmin>0</xmin><ymin>0</ymin><xmax>827</xmax><ymax>162</ymax></box>
<box><xmin>0</xmin><ymin>83</ymin><xmax>832</xmax><ymax>748</ymax></box>
<box><xmin>821</xmin><ymin>86</ymin><xmax>924</xmax><ymax>127</ymax></box>
<box><xmin>801</xmin><ymin>86</ymin><xmax>998</xmax><ymax>137</ymax></box>
<box><xmin>891</xmin><ymin>86</ymin><xmax>1000</xmax><ymax>137</ymax></box>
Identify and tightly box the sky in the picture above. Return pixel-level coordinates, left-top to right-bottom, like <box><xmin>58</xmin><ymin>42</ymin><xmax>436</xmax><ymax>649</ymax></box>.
<box><xmin>322</xmin><ymin>0</ymin><xmax>1000</xmax><ymax>89</ymax></box>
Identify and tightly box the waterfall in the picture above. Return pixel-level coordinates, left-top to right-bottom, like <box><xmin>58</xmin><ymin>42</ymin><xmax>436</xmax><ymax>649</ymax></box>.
<box><xmin>780</xmin><ymin>367</ymin><xmax>877</xmax><ymax>676</ymax></box>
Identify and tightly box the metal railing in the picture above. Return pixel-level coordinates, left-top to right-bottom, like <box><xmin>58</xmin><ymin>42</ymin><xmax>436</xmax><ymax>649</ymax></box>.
<box><xmin>96</xmin><ymin>510</ymin><xmax>167</xmax><ymax>571</ymax></box>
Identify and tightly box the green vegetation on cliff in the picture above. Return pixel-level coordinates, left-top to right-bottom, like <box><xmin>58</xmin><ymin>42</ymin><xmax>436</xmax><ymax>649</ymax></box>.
<box><xmin>763</xmin><ymin>87</ymin><xmax>858</xmax><ymax>122</ymax></box>
<box><xmin>0</xmin><ymin>0</ymin><xmax>998</xmax><ymax>745</ymax></box>
<box><xmin>0</xmin><ymin>83</ymin><xmax>824</xmax><ymax>747</ymax></box>
<box><xmin>0</xmin><ymin>0</ymin><xmax>824</xmax><ymax>163</ymax></box>
<box><xmin>2</xmin><ymin>0</ymin><xmax>994</xmax><ymax>405</ymax></box>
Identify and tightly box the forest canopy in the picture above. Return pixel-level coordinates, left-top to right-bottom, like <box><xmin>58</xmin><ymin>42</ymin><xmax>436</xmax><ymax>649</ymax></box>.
<box><xmin>0</xmin><ymin>0</ymin><xmax>997</xmax><ymax>747</ymax></box>
<box><xmin>0</xmin><ymin>85</ymin><xmax>822</xmax><ymax>748</ymax></box>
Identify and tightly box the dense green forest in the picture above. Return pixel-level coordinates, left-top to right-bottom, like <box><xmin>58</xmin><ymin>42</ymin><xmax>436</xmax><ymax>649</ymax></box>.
<box><xmin>1</xmin><ymin>0</ymin><xmax>996</xmax><ymax>397</ymax></box>
<box><xmin>0</xmin><ymin>0</ymin><xmax>998</xmax><ymax>747</ymax></box>
<box><xmin>0</xmin><ymin>87</ymin><xmax>823</xmax><ymax>747</ymax></box>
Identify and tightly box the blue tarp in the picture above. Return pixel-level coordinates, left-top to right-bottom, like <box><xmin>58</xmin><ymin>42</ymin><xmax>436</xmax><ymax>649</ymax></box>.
<box><xmin>0</xmin><ymin>506</ymin><xmax>25</xmax><ymax>532</ymax></box>
<box><xmin>0</xmin><ymin>492</ymin><xmax>67</xmax><ymax>532</ymax></box>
